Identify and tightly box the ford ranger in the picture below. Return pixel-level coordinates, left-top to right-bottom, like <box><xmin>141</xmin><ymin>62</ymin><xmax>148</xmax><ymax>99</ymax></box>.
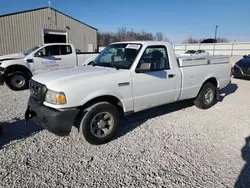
<box><xmin>24</xmin><ymin>41</ymin><xmax>232</xmax><ymax>145</ymax></box>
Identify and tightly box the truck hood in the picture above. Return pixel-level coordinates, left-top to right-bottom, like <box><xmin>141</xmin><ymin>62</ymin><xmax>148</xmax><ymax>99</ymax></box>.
<box><xmin>32</xmin><ymin>65</ymin><xmax>124</xmax><ymax>89</ymax></box>
<box><xmin>0</xmin><ymin>53</ymin><xmax>25</xmax><ymax>61</ymax></box>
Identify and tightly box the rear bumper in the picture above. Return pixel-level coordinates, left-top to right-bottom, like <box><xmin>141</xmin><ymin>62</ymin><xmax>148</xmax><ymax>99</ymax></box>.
<box><xmin>25</xmin><ymin>96</ymin><xmax>80</xmax><ymax>136</ymax></box>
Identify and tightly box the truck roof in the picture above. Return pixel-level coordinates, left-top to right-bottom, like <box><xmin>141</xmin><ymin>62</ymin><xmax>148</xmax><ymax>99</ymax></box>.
<box><xmin>43</xmin><ymin>43</ymin><xmax>73</xmax><ymax>46</ymax></box>
<box><xmin>110</xmin><ymin>41</ymin><xmax>171</xmax><ymax>46</ymax></box>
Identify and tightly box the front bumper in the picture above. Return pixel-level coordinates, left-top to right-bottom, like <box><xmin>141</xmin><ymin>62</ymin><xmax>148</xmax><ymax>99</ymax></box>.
<box><xmin>0</xmin><ymin>72</ymin><xmax>5</xmax><ymax>85</ymax></box>
<box><xmin>25</xmin><ymin>96</ymin><xmax>80</xmax><ymax>136</ymax></box>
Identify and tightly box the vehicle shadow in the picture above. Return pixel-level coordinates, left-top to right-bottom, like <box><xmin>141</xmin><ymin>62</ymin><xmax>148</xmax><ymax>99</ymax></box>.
<box><xmin>117</xmin><ymin>99</ymin><xmax>194</xmax><ymax>139</ymax></box>
<box><xmin>117</xmin><ymin>82</ymin><xmax>238</xmax><ymax>140</ymax></box>
<box><xmin>234</xmin><ymin>136</ymin><xmax>250</xmax><ymax>188</ymax></box>
<box><xmin>0</xmin><ymin>118</ymin><xmax>42</xmax><ymax>150</ymax></box>
<box><xmin>218</xmin><ymin>83</ymin><xmax>238</xmax><ymax>102</ymax></box>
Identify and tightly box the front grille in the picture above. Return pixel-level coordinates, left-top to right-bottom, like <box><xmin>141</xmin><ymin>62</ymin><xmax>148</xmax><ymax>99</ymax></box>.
<box><xmin>29</xmin><ymin>79</ymin><xmax>47</xmax><ymax>103</ymax></box>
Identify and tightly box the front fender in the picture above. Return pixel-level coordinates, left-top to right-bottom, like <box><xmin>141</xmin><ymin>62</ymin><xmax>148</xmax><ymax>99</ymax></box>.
<box><xmin>1</xmin><ymin>59</ymin><xmax>30</xmax><ymax>69</ymax></box>
<box><xmin>81</xmin><ymin>89</ymin><xmax>127</xmax><ymax>110</ymax></box>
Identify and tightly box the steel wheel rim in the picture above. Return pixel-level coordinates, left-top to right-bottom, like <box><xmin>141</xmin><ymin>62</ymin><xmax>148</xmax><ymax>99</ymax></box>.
<box><xmin>204</xmin><ymin>88</ymin><xmax>214</xmax><ymax>105</ymax></box>
<box><xmin>11</xmin><ymin>75</ymin><xmax>25</xmax><ymax>88</ymax></box>
<box><xmin>90</xmin><ymin>112</ymin><xmax>114</xmax><ymax>138</ymax></box>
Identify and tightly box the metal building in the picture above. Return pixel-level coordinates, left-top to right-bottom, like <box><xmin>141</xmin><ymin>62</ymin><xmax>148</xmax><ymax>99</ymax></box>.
<box><xmin>0</xmin><ymin>7</ymin><xmax>98</xmax><ymax>55</ymax></box>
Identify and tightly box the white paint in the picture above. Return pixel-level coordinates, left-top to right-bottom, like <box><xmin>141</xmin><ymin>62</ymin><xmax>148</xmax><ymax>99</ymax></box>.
<box><xmin>30</xmin><ymin>41</ymin><xmax>231</xmax><ymax>115</ymax></box>
<box><xmin>0</xmin><ymin>43</ymin><xmax>99</xmax><ymax>76</ymax></box>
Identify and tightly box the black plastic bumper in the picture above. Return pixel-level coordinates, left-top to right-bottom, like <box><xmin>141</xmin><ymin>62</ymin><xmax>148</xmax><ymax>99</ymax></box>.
<box><xmin>25</xmin><ymin>96</ymin><xmax>80</xmax><ymax>136</ymax></box>
<box><xmin>0</xmin><ymin>72</ymin><xmax>5</xmax><ymax>85</ymax></box>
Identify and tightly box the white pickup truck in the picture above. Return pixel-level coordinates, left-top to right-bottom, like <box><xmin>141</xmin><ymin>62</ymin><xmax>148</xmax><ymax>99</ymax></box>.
<box><xmin>24</xmin><ymin>41</ymin><xmax>232</xmax><ymax>145</ymax></box>
<box><xmin>0</xmin><ymin>43</ymin><xmax>99</xmax><ymax>90</ymax></box>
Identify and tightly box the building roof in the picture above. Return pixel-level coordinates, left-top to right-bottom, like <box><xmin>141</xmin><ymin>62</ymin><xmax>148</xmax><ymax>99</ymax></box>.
<box><xmin>0</xmin><ymin>7</ymin><xmax>98</xmax><ymax>31</ymax></box>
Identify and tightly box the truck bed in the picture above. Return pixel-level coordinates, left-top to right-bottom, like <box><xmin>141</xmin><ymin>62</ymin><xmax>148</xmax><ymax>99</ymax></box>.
<box><xmin>178</xmin><ymin>55</ymin><xmax>230</xmax><ymax>67</ymax></box>
<box><xmin>77</xmin><ymin>52</ymin><xmax>99</xmax><ymax>66</ymax></box>
<box><xmin>177</xmin><ymin>55</ymin><xmax>231</xmax><ymax>101</ymax></box>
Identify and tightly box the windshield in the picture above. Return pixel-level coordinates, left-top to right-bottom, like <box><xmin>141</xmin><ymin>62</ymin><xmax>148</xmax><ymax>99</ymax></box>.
<box><xmin>185</xmin><ymin>50</ymin><xmax>196</xmax><ymax>54</ymax></box>
<box><xmin>23</xmin><ymin>45</ymin><xmax>43</xmax><ymax>55</ymax></box>
<box><xmin>93</xmin><ymin>43</ymin><xmax>142</xmax><ymax>69</ymax></box>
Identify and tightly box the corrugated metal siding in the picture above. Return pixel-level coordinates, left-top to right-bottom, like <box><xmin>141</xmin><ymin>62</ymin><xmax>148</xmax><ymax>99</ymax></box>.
<box><xmin>0</xmin><ymin>8</ymin><xmax>97</xmax><ymax>55</ymax></box>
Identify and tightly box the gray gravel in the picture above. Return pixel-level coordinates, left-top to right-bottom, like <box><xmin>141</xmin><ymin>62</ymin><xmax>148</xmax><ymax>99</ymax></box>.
<box><xmin>0</xmin><ymin>78</ymin><xmax>249</xmax><ymax>188</ymax></box>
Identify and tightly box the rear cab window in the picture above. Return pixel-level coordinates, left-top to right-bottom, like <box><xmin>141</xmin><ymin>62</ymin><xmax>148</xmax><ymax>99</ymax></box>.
<box><xmin>60</xmin><ymin>45</ymin><xmax>72</xmax><ymax>55</ymax></box>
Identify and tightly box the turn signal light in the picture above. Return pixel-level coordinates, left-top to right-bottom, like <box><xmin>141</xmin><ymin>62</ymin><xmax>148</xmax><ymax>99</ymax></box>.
<box><xmin>56</xmin><ymin>94</ymin><xmax>66</xmax><ymax>104</ymax></box>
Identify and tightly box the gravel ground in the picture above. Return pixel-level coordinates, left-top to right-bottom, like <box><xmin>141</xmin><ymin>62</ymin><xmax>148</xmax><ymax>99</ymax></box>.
<box><xmin>0</xmin><ymin>78</ymin><xmax>249</xmax><ymax>188</ymax></box>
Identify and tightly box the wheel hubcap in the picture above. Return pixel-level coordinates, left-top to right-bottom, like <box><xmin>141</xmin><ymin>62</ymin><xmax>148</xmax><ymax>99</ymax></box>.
<box><xmin>90</xmin><ymin>112</ymin><xmax>114</xmax><ymax>138</ymax></box>
<box><xmin>11</xmin><ymin>75</ymin><xmax>25</xmax><ymax>88</ymax></box>
<box><xmin>204</xmin><ymin>88</ymin><xmax>214</xmax><ymax>105</ymax></box>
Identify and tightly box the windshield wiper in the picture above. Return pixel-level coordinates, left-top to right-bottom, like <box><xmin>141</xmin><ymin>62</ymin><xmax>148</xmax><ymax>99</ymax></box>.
<box><xmin>93</xmin><ymin>62</ymin><xmax>119</xmax><ymax>70</ymax></box>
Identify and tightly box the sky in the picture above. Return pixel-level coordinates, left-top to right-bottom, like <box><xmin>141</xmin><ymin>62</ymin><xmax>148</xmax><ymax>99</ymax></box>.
<box><xmin>1</xmin><ymin>0</ymin><xmax>250</xmax><ymax>43</ymax></box>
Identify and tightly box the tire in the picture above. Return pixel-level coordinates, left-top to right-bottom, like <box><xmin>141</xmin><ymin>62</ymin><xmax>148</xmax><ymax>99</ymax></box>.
<box><xmin>194</xmin><ymin>82</ymin><xmax>216</xmax><ymax>109</ymax></box>
<box><xmin>79</xmin><ymin>102</ymin><xmax>120</xmax><ymax>145</ymax></box>
<box><xmin>6</xmin><ymin>71</ymin><xmax>29</xmax><ymax>91</ymax></box>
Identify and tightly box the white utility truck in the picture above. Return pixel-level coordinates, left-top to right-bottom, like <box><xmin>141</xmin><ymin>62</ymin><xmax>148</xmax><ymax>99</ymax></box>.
<box><xmin>0</xmin><ymin>43</ymin><xmax>99</xmax><ymax>90</ymax></box>
<box><xmin>24</xmin><ymin>41</ymin><xmax>232</xmax><ymax>145</ymax></box>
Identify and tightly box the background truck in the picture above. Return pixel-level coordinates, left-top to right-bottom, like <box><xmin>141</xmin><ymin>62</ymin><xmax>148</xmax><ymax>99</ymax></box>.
<box><xmin>0</xmin><ymin>43</ymin><xmax>99</xmax><ymax>90</ymax></box>
<box><xmin>25</xmin><ymin>41</ymin><xmax>232</xmax><ymax>145</ymax></box>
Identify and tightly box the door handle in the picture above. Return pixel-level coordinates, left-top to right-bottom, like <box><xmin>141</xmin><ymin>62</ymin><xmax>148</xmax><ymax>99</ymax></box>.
<box><xmin>56</xmin><ymin>58</ymin><xmax>62</xmax><ymax>60</ymax></box>
<box><xmin>168</xmin><ymin>74</ymin><xmax>175</xmax><ymax>78</ymax></box>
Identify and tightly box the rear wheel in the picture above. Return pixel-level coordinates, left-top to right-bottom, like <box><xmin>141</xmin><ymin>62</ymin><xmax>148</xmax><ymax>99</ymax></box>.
<box><xmin>194</xmin><ymin>82</ymin><xmax>216</xmax><ymax>109</ymax></box>
<box><xmin>78</xmin><ymin>102</ymin><xmax>120</xmax><ymax>145</ymax></box>
<box><xmin>6</xmin><ymin>71</ymin><xmax>29</xmax><ymax>91</ymax></box>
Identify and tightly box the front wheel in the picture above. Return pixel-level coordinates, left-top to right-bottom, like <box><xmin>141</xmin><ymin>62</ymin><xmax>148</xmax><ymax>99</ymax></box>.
<box><xmin>194</xmin><ymin>82</ymin><xmax>216</xmax><ymax>109</ymax></box>
<box><xmin>78</xmin><ymin>102</ymin><xmax>120</xmax><ymax>145</ymax></box>
<box><xmin>6</xmin><ymin>71</ymin><xmax>29</xmax><ymax>91</ymax></box>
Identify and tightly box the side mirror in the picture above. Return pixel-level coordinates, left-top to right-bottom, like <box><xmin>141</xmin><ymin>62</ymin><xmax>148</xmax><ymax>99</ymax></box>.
<box><xmin>26</xmin><ymin>59</ymin><xmax>34</xmax><ymax>63</ymax></box>
<box><xmin>243</xmin><ymin>55</ymin><xmax>247</xmax><ymax>58</ymax></box>
<box><xmin>35</xmin><ymin>52</ymin><xmax>43</xmax><ymax>57</ymax></box>
<box><xmin>87</xmin><ymin>61</ymin><xmax>94</xmax><ymax>65</ymax></box>
<box><xmin>135</xmin><ymin>68</ymin><xmax>151</xmax><ymax>73</ymax></box>
<box><xmin>135</xmin><ymin>62</ymin><xmax>152</xmax><ymax>73</ymax></box>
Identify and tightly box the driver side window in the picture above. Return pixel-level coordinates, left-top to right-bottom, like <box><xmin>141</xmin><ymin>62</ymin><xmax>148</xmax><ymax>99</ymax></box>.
<box><xmin>137</xmin><ymin>46</ymin><xmax>170</xmax><ymax>71</ymax></box>
<box><xmin>35</xmin><ymin>45</ymin><xmax>60</xmax><ymax>57</ymax></box>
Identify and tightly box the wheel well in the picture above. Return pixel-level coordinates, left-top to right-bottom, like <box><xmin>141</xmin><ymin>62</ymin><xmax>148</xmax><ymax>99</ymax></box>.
<box><xmin>196</xmin><ymin>77</ymin><xmax>218</xmax><ymax>98</ymax></box>
<box><xmin>204</xmin><ymin>77</ymin><xmax>218</xmax><ymax>88</ymax></box>
<box><xmin>79</xmin><ymin>95</ymin><xmax>125</xmax><ymax>116</ymax></box>
<box><xmin>5</xmin><ymin>65</ymin><xmax>32</xmax><ymax>78</ymax></box>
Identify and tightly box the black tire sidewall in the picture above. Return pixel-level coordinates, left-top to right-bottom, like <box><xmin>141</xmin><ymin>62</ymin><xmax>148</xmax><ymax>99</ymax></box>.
<box><xmin>196</xmin><ymin>82</ymin><xmax>216</xmax><ymax>109</ymax></box>
<box><xmin>79</xmin><ymin>102</ymin><xmax>120</xmax><ymax>145</ymax></box>
<box><xmin>6</xmin><ymin>72</ymin><xmax>29</xmax><ymax>91</ymax></box>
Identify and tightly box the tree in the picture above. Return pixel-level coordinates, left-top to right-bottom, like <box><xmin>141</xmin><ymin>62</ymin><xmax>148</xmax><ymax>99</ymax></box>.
<box><xmin>97</xmin><ymin>27</ymin><xmax>168</xmax><ymax>46</ymax></box>
<box><xmin>183</xmin><ymin>36</ymin><xmax>200</xmax><ymax>44</ymax></box>
<box><xmin>154</xmin><ymin>32</ymin><xmax>164</xmax><ymax>41</ymax></box>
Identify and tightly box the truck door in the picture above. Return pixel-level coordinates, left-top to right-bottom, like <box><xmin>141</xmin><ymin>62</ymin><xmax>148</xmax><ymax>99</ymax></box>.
<box><xmin>131</xmin><ymin>45</ymin><xmax>180</xmax><ymax>112</ymax></box>
<box><xmin>33</xmin><ymin>45</ymin><xmax>61</xmax><ymax>74</ymax></box>
<box><xmin>58</xmin><ymin>45</ymin><xmax>77</xmax><ymax>68</ymax></box>
<box><xmin>33</xmin><ymin>45</ymin><xmax>76</xmax><ymax>75</ymax></box>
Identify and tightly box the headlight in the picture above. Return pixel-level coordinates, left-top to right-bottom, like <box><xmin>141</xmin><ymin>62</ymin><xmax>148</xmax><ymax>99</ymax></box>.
<box><xmin>45</xmin><ymin>89</ymin><xmax>67</xmax><ymax>104</ymax></box>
